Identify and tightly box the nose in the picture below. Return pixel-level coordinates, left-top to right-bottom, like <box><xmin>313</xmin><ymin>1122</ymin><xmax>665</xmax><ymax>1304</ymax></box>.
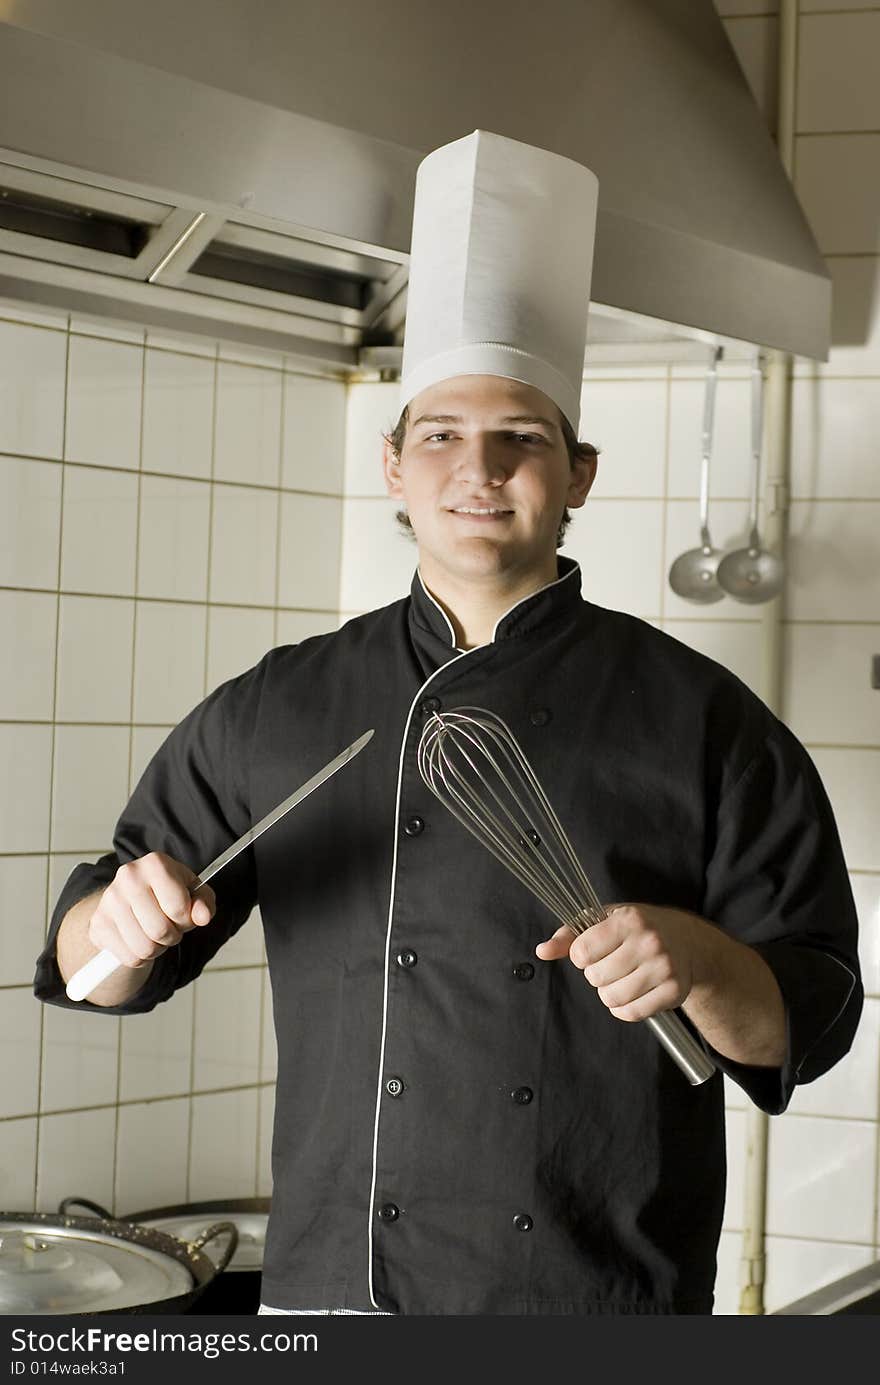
<box><xmin>453</xmin><ymin>432</ymin><xmax>511</xmax><ymax>486</ymax></box>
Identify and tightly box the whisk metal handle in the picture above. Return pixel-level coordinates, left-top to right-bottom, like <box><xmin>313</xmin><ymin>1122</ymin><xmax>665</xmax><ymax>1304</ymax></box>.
<box><xmin>569</xmin><ymin>913</ymin><xmax>715</xmax><ymax>1086</ymax></box>
<box><xmin>644</xmin><ymin>1012</ymin><xmax>716</xmax><ymax>1087</ymax></box>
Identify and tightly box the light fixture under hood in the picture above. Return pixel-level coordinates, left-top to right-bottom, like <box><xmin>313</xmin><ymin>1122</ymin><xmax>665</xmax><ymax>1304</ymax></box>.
<box><xmin>0</xmin><ymin>0</ymin><xmax>830</xmax><ymax>370</ymax></box>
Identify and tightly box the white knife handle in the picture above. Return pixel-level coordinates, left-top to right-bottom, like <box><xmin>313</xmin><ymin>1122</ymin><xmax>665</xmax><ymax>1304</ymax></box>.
<box><xmin>65</xmin><ymin>948</ymin><xmax>123</xmax><ymax>1002</ymax></box>
<box><xmin>65</xmin><ymin>876</ymin><xmax>203</xmax><ymax>1002</ymax></box>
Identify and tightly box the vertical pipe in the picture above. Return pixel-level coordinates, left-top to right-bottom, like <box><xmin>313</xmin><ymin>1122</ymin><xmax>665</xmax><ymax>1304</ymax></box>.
<box><xmin>739</xmin><ymin>348</ymin><xmax>790</xmax><ymax>1316</ymax></box>
<box><xmin>758</xmin><ymin>351</ymin><xmax>793</xmax><ymax>718</ymax></box>
<box><xmin>737</xmin><ymin>0</ymin><xmax>798</xmax><ymax>1318</ymax></box>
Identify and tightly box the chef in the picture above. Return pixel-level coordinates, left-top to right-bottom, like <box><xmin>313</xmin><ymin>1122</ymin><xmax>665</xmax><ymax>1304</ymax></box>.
<box><xmin>35</xmin><ymin>130</ymin><xmax>862</xmax><ymax>1316</ymax></box>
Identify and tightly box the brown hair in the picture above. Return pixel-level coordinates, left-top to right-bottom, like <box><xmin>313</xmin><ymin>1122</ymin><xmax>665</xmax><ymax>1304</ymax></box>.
<box><xmin>384</xmin><ymin>404</ymin><xmax>598</xmax><ymax>548</ymax></box>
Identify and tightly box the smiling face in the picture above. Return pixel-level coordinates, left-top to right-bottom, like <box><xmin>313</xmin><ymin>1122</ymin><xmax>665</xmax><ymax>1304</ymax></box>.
<box><xmin>383</xmin><ymin>375</ymin><xmax>596</xmax><ymax>604</ymax></box>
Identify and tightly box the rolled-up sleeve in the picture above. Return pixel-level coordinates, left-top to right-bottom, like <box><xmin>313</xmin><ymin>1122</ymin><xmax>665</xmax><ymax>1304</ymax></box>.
<box><xmin>702</xmin><ymin>724</ymin><xmax>862</xmax><ymax>1114</ymax></box>
<box><xmin>34</xmin><ymin>659</ymin><xmax>266</xmax><ymax>1016</ymax></box>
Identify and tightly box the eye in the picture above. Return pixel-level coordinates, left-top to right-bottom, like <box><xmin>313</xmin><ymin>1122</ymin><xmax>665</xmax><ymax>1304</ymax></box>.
<box><xmin>508</xmin><ymin>432</ymin><xmax>548</xmax><ymax>446</ymax></box>
<box><xmin>424</xmin><ymin>431</ymin><xmax>455</xmax><ymax>443</ymax></box>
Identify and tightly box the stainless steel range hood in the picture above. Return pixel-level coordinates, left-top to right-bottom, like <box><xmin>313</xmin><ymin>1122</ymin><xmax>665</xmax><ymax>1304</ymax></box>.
<box><xmin>0</xmin><ymin>0</ymin><xmax>831</xmax><ymax>369</ymax></box>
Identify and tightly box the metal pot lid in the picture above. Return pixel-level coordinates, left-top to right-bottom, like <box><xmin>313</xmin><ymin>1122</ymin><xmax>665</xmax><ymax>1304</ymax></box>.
<box><xmin>137</xmin><ymin>1213</ymin><xmax>267</xmax><ymax>1271</ymax></box>
<box><xmin>0</xmin><ymin>1222</ymin><xmax>193</xmax><ymax>1315</ymax></box>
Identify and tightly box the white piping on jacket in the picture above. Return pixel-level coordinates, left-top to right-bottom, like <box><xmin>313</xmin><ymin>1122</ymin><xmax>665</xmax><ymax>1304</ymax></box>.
<box><xmin>489</xmin><ymin>561</ymin><xmax>578</xmax><ymax>641</ymax></box>
<box><xmin>416</xmin><ymin>561</ymin><xmax>580</xmax><ymax>649</ymax></box>
<box><xmin>416</xmin><ymin>569</ymin><xmax>458</xmax><ymax>647</ymax></box>
<box><xmin>365</xmin><ymin>647</ymin><xmax>475</xmax><ymax>1308</ymax></box>
<box><xmin>366</xmin><ymin>560</ymin><xmax>581</xmax><ymax>1309</ymax></box>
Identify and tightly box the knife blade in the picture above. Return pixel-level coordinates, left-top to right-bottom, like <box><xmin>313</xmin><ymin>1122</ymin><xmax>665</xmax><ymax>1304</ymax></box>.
<box><xmin>65</xmin><ymin>728</ymin><xmax>374</xmax><ymax>1002</ymax></box>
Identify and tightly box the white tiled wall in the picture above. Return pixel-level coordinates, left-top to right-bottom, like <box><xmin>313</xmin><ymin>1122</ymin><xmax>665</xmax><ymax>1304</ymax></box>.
<box><xmin>0</xmin><ymin>305</ymin><xmax>345</xmax><ymax>1219</ymax></box>
<box><xmin>335</xmin><ymin>3</ymin><xmax>880</xmax><ymax>1315</ymax></box>
<box><xmin>338</xmin><ymin>358</ymin><xmax>878</xmax><ymax>1312</ymax></box>
<box><xmin>721</xmin><ymin>0</ymin><xmax>880</xmax><ymax>1315</ymax></box>
<box><xmin>1</xmin><ymin>0</ymin><xmax>877</xmax><ymax>1317</ymax></box>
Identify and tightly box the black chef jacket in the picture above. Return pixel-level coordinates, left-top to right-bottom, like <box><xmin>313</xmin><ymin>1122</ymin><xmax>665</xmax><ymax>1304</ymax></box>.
<box><xmin>35</xmin><ymin>558</ymin><xmax>862</xmax><ymax>1315</ymax></box>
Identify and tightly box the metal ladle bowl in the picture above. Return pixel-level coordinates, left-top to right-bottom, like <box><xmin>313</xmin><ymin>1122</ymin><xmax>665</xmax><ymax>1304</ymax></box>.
<box><xmin>716</xmin><ymin>535</ymin><xmax>785</xmax><ymax>604</ymax></box>
<box><xmin>717</xmin><ymin>355</ymin><xmax>785</xmax><ymax>605</ymax></box>
<box><xmin>668</xmin><ymin>529</ymin><xmax>725</xmax><ymax>603</ymax></box>
<box><xmin>667</xmin><ymin>346</ymin><xmax>725</xmax><ymax>604</ymax></box>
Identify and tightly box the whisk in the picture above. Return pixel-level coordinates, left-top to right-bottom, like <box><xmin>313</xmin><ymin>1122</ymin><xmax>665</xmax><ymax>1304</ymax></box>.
<box><xmin>417</xmin><ymin>707</ymin><xmax>715</xmax><ymax>1087</ymax></box>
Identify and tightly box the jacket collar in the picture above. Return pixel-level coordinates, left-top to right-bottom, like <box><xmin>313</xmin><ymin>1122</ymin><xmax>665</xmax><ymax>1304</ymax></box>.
<box><xmin>409</xmin><ymin>556</ymin><xmax>583</xmax><ymax>650</ymax></box>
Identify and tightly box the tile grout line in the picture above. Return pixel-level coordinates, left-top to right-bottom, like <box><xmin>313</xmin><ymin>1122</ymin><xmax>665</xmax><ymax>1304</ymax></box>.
<box><xmin>336</xmin><ymin>382</ymin><xmax>352</xmax><ymax>624</ymax></box>
<box><xmin>659</xmin><ymin>364</ymin><xmax>673</xmax><ymax>624</ymax></box>
<box><xmin>257</xmin><ymin>355</ymin><xmax>288</xmax><ymax>1195</ymax></box>
<box><xmin>6</xmin><ymin>1085</ymin><xmax>876</xmax><ymax>1127</ymax></box>
<box><xmin>718</xmin><ymin>1225</ymin><xmax>879</xmax><ymax>1256</ymax></box>
<box><xmin>186</xmin><ymin>342</ymin><xmax>221</xmax><ymax>1203</ymax></box>
<box><xmin>797</xmin><ymin>4</ymin><xmax>880</xmax><ymax>15</ymax></box>
<box><xmin>33</xmin><ymin>307</ymin><xmax>73</xmax><ymax>1208</ymax></box>
<box><xmin>126</xmin><ymin>342</ymin><xmax>148</xmax><ymax>813</ymax></box>
<box><xmin>0</xmin><ymin>446</ymin><xmax>347</xmax><ymax>500</ymax></box>
<box><xmin>874</xmin><ymin>1031</ymin><xmax>880</xmax><ymax>1256</ymax></box>
<box><xmin>0</xmin><ymin>721</ymin><xmax>177</xmax><ymax>729</ymax></box>
<box><xmin>0</xmin><ymin>313</ymin><xmax>68</xmax><ymax>337</ymax></box>
<box><xmin>202</xmin><ymin>347</ymin><xmax>219</xmax><ymax>712</ymax></box>
<box><xmin>803</xmin><ymin>742</ymin><xmax>880</xmax><ymax>752</ymax></box>
<box><xmin>272</xmin><ymin>350</ymin><xmax>287</xmax><ymax>653</ymax></box>
<box><xmin>111</xmin><ymin>330</ymin><xmax>149</xmax><ymax>1212</ymax></box>
<box><xmin>341</xmin><ymin>490</ymin><xmax>880</xmax><ymax>504</ymax></box>
<box><xmin>0</xmin><ymin>583</ymin><xmax>347</xmax><ymax>614</ymax></box>
<box><xmin>0</xmin><ymin>961</ymin><xmax>270</xmax><ymax>992</ymax></box>
<box><xmin>0</xmin><ymin>1080</ymin><xmax>277</xmax><ymax>1125</ymax></box>
<box><xmin>798</xmin><ymin>134</ymin><xmax>880</xmax><ymax>144</ymax></box>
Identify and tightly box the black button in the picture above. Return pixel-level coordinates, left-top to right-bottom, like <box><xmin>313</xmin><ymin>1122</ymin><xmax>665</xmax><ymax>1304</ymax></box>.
<box><xmin>420</xmin><ymin>696</ymin><xmax>441</xmax><ymax>716</ymax></box>
<box><xmin>511</xmin><ymin>1086</ymin><xmax>533</xmax><ymax>1105</ymax></box>
<box><xmin>404</xmin><ymin>816</ymin><xmax>425</xmax><ymax>836</ymax></box>
<box><xmin>397</xmin><ymin>949</ymin><xmax>418</xmax><ymax>969</ymax></box>
<box><xmin>512</xmin><ymin>962</ymin><xmax>534</xmax><ymax>981</ymax></box>
<box><xmin>378</xmin><ymin>1202</ymin><xmax>399</xmax><ymax>1222</ymax></box>
<box><xmin>385</xmin><ymin>1077</ymin><xmax>404</xmax><ymax>1097</ymax></box>
<box><xmin>529</xmin><ymin>707</ymin><xmax>551</xmax><ymax>727</ymax></box>
<box><xmin>513</xmin><ymin>1213</ymin><xmax>533</xmax><ymax>1232</ymax></box>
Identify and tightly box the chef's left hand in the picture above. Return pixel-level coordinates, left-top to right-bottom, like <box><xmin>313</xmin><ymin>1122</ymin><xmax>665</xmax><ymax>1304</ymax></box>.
<box><xmin>535</xmin><ymin>904</ymin><xmax>703</xmax><ymax>1022</ymax></box>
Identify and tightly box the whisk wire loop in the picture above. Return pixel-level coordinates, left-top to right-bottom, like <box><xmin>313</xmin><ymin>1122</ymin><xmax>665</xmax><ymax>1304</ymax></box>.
<box><xmin>416</xmin><ymin>706</ymin><xmax>715</xmax><ymax>1087</ymax></box>
<box><xmin>419</xmin><ymin>713</ymin><xmax>599</xmax><ymax>929</ymax></box>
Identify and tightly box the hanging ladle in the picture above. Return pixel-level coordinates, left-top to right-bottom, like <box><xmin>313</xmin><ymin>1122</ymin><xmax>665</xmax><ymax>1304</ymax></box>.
<box><xmin>668</xmin><ymin>345</ymin><xmax>724</xmax><ymax>603</ymax></box>
<box><xmin>717</xmin><ymin>354</ymin><xmax>785</xmax><ymax>604</ymax></box>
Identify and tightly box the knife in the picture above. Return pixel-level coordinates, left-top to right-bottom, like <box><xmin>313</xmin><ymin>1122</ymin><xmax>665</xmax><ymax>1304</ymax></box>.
<box><xmin>65</xmin><ymin>728</ymin><xmax>375</xmax><ymax>1002</ymax></box>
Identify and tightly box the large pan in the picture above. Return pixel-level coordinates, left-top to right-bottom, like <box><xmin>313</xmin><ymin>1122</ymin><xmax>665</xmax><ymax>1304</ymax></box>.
<box><xmin>0</xmin><ymin>1203</ymin><xmax>237</xmax><ymax>1316</ymax></box>
<box><xmin>114</xmin><ymin>1197</ymin><xmax>270</xmax><ymax>1314</ymax></box>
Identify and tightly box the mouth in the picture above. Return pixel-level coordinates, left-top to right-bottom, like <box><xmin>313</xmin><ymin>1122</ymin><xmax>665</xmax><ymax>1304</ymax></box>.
<box><xmin>447</xmin><ymin>505</ymin><xmax>514</xmax><ymax>521</ymax></box>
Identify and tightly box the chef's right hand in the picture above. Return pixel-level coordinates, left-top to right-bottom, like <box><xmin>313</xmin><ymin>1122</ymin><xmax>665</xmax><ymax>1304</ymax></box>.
<box><xmin>88</xmin><ymin>852</ymin><xmax>216</xmax><ymax>969</ymax></box>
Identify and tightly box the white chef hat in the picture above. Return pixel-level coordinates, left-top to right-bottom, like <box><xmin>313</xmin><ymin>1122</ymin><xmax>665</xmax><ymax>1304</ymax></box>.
<box><xmin>399</xmin><ymin>129</ymin><xmax>599</xmax><ymax>433</ymax></box>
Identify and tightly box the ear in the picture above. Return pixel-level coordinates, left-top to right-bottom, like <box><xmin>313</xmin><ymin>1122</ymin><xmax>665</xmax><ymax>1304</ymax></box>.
<box><xmin>566</xmin><ymin>448</ymin><xmax>598</xmax><ymax>510</ymax></box>
<box><xmin>382</xmin><ymin>437</ymin><xmax>404</xmax><ymax>498</ymax></box>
